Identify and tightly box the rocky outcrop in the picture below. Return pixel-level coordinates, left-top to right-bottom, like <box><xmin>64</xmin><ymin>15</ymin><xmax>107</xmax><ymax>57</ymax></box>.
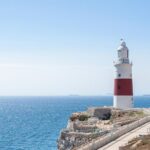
<box><xmin>57</xmin><ymin>107</ymin><xmax>147</xmax><ymax>150</ymax></box>
<box><xmin>87</xmin><ymin>107</ymin><xmax>111</xmax><ymax>120</ymax></box>
<box><xmin>58</xmin><ymin>129</ymin><xmax>108</xmax><ymax>150</ymax></box>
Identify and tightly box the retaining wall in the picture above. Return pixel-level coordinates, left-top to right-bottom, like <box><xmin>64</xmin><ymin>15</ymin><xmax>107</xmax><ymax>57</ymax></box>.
<box><xmin>76</xmin><ymin>116</ymin><xmax>150</xmax><ymax>150</ymax></box>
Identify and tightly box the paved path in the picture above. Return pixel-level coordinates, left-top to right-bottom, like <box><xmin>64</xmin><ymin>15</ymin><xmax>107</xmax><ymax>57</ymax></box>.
<box><xmin>99</xmin><ymin>121</ymin><xmax>150</xmax><ymax>150</ymax></box>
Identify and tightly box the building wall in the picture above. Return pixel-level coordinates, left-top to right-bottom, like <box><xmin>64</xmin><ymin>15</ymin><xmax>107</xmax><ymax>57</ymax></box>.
<box><xmin>114</xmin><ymin>96</ymin><xmax>133</xmax><ymax>108</ymax></box>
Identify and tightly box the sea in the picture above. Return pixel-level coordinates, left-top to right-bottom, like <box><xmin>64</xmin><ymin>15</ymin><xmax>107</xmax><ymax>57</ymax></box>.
<box><xmin>0</xmin><ymin>96</ymin><xmax>149</xmax><ymax>150</ymax></box>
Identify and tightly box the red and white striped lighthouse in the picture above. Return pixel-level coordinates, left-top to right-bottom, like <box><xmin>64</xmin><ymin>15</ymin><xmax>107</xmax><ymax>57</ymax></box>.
<box><xmin>113</xmin><ymin>39</ymin><xmax>133</xmax><ymax>109</ymax></box>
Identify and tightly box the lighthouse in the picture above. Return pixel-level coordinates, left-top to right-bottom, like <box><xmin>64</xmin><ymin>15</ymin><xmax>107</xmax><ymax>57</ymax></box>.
<box><xmin>113</xmin><ymin>39</ymin><xmax>133</xmax><ymax>109</ymax></box>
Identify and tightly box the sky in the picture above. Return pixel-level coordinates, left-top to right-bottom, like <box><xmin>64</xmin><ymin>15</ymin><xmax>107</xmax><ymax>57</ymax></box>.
<box><xmin>0</xmin><ymin>0</ymin><xmax>150</xmax><ymax>96</ymax></box>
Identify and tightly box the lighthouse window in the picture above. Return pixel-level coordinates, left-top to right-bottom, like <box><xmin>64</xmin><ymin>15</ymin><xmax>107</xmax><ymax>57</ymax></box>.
<box><xmin>118</xmin><ymin>50</ymin><xmax>121</xmax><ymax>58</ymax></box>
<box><xmin>118</xmin><ymin>74</ymin><xmax>121</xmax><ymax>77</ymax></box>
<box><xmin>123</xmin><ymin>59</ymin><xmax>129</xmax><ymax>63</ymax></box>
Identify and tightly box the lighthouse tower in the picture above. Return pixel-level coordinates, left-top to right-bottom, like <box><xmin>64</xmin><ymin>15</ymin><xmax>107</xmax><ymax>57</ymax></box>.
<box><xmin>113</xmin><ymin>39</ymin><xmax>133</xmax><ymax>109</ymax></box>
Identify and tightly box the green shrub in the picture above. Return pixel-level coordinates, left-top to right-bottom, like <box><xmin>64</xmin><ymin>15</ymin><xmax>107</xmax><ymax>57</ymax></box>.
<box><xmin>78</xmin><ymin>114</ymin><xmax>89</xmax><ymax>121</ymax></box>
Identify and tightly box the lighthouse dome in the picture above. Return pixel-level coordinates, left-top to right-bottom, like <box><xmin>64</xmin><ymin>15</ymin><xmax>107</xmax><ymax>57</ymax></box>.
<box><xmin>116</xmin><ymin>39</ymin><xmax>129</xmax><ymax>62</ymax></box>
<box><xmin>117</xmin><ymin>39</ymin><xmax>129</xmax><ymax>51</ymax></box>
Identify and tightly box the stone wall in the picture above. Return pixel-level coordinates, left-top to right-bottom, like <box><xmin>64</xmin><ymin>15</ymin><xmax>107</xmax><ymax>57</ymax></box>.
<box><xmin>87</xmin><ymin>107</ymin><xmax>112</xmax><ymax>120</ymax></box>
<box><xmin>75</xmin><ymin>116</ymin><xmax>150</xmax><ymax>150</ymax></box>
<box><xmin>58</xmin><ymin>129</ymin><xmax>108</xmax><ymax>150</ymax></box>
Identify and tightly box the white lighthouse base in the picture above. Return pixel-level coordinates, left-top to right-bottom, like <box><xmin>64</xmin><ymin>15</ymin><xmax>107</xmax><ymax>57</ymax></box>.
<box><xmin>113</xmin><ymin>96</ymin><xmax>133</xmax><ymax>109</ymax></box>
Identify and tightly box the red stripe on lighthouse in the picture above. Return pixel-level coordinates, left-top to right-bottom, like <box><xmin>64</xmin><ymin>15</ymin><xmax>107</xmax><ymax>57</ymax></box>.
<box><xmin>114</xmin><ymin>79</ymin><xmax>133</xmax><ymax>95</ymax></box>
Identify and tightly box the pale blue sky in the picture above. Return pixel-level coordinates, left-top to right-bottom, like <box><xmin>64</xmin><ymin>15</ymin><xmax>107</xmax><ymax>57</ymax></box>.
<box><xmin>0</xmin><ymin>0</ymin><xmax>150</xmax><ymax>95</ymax></box>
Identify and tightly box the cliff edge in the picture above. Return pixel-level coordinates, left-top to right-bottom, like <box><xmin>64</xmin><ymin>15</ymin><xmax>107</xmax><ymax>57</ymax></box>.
<box><xmin>57</xmin><ymin>107</ymin><xmax>150</xmax><ymax>150</ymax></box>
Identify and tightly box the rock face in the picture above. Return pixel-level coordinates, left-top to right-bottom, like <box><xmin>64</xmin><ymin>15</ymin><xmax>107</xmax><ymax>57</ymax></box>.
<box><xmin>57</xmin><ymin>107</ymin><xmax>147</xmax><ymax>150</ymax></box>
<box><xmin>58</xmin><ymin>129</ymin><xmax>108</xmax><ymax>150</ymax></box>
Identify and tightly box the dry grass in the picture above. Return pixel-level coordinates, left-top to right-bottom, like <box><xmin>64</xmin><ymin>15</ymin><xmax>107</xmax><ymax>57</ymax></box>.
<box><xmin>119</xmin><ymin>134</ymin><xmax>150</xmax><ymax>150</ymax></box>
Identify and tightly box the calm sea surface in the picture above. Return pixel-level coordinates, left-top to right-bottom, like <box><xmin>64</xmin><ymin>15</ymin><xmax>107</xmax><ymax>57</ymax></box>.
<box><xmin>0</xmin><ymin>96</ymin><xmax>149</xmax><ymax>150</ymax></box>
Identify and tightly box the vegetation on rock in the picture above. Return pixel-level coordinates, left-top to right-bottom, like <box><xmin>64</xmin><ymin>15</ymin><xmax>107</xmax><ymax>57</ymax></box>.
<box><xmin>70</xmin><ymin>113</ymin><xmax>90</xmax><ymax>121</ymax></box>
<box><xmin>119</xmin><ymin>134</ymin><xmax>150</xmax><ymax>150</ymax></box>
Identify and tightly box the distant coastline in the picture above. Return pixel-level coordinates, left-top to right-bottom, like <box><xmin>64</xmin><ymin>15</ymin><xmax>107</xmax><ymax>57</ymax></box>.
<box><xmin>142</xmin><ymin>95</ymin><xmax>150</xmax><ymax>97</ymax></box>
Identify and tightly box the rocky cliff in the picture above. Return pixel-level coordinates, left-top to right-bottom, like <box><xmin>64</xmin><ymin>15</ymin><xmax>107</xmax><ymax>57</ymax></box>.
<box><xmin>57</xmin><ymin>107</ymin><xmax>148</xmax><ymax>150</ymax></box>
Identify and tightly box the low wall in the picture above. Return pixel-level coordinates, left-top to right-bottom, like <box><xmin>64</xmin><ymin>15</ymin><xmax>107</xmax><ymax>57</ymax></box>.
<box><xmin>76</xmin><ymin>116</ymin><xmax>150</xmax><ymax>150</ymax></box>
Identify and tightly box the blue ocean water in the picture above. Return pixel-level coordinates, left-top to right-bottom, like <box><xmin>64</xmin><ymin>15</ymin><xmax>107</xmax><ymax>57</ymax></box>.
<box><xmin>0</xmin><ymin>96</ymin><xmax>149</xmax><ymax>150</ymax></box>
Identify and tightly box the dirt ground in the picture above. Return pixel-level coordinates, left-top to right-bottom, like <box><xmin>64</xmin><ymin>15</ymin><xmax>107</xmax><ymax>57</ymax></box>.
<box><xmin>119</xmin><ymin>134</ymin><xmax>150</xmax><ymax>150</ymax></box>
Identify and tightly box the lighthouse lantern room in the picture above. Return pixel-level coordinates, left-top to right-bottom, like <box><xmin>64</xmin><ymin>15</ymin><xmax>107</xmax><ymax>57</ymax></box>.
<box><xmin>113</xmin><ymin>39</ymin><xmax>133</xmax><ymax>109</ymax></box>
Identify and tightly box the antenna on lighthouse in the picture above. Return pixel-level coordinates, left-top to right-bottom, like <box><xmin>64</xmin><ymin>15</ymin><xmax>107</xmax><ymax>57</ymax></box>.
<box><xmin>120</xmin><ymin>38</ymin><xmax>126</xmax><ymax>47</ymax></box>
